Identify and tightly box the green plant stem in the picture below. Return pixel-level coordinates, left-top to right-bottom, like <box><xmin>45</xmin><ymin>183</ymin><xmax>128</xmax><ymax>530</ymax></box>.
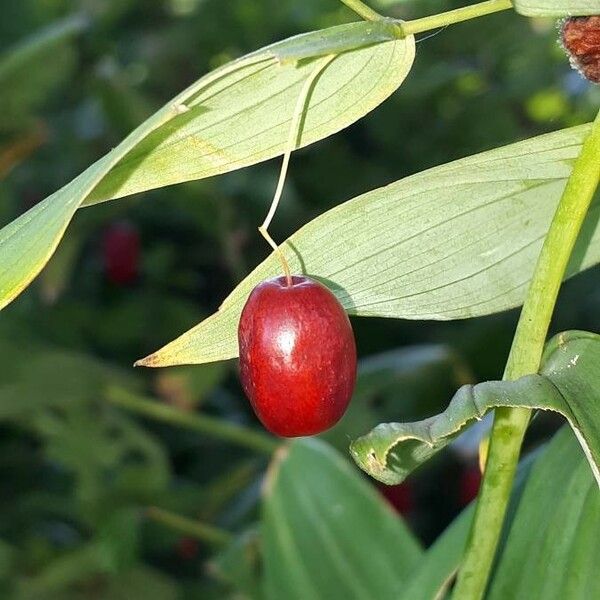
<box><xmin>106</xmin><ymin>387</ymin><xmax>278</xmax><ymax>455</ymax></box>
<box><xmin>453</xmin><ymin>111</ymin><xmax>600</xmax><ymax>600</ymax></box>
<box><xmin>147</xmin><ymin>506</ymin><xmax>232</xmax><ymax>546</ymax></box>
<box><xmin>339</xmin><ymin>0</ymin><xmax>383</xmax><ymax>21</ymax></box>
<box><xmin>400</xmin><ymin>0</ymin><xmax>513</xmax><ymax>36</ymax></box>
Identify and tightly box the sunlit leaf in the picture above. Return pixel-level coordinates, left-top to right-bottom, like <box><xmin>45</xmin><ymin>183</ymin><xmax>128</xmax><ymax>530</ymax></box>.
<box><xmin>513</xmin><ymin>0</ymin><xmax>599</xmax><ymax>17</ymax></box>
<box><xmin>262</xmin><ymin>439</ymin><xmax>422</xmax><ymax>600</ymax></box>
<box><xmin>0</xmin><ymin>21</ymin><xmax>415</xmax><ymax>310</ymax></box>
<box><xmin>140</xmin><ymin>124</ymin><xmax>600</xmax><ymax>366</ymax></box>
<box><xmin>350</xmin><ymin>330</ymin><xmax>600</xmax><ymax>485</ymax></box>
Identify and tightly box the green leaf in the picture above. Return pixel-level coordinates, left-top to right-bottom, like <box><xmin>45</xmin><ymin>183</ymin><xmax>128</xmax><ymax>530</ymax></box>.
<box><xmin>513</xmin><ymin>0</ymin><xmax>599</xmax><ymax>17</ymax></box>
<box><xmin>350</xmin><ymin>330</ymin><xmax>600</xmax><ymax>485</ymax></box>
<box><xmin>399</xmin><ymin>506</ymin><xmax>472</xmax><ymax>600</ymax></box>
<box><xmin>0</xmin><ymin>22</ymin><xmax>415</xmax><ymax>310</ymax></box>
<box><xmin>87</xmin><ymin>21</ymin><xmax>414</xmax><ymax>205</ymax></box>
<box><xmin>208</xmin><ymin>529</ymin><xmax>263</xmax><ymax>600</ymax></box>
<box><xmin>139</xmin><ymin>124</ymin><xmax>600</xmax><ymax>367</ymax></box>
<box><xmin>399</xmin><ymin>442</ymin><xmax>540</xmax><ymax>600</ymax></box>
<box><xmin>262</xmin><ymin>439</ymin><xmax>422</xmax><ymax>600</ymax></box>
<box><xmin>488</xmin><ymin>426</ymin><xmax>600</xmax><ymax>599</ymax></box>
<box><xmin>398</xmin><ymin>428</ymin><xmax>582</xmax><ymax>599</ymax></box>
<box><xmin>95</xmin><ymin>508</ymin><xmax>141</xmax><ymax>575</ymax></box>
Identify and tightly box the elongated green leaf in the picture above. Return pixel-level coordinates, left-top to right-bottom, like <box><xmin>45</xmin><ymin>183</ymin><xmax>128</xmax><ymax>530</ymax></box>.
<box><xmin>488</xmin><ymin>427</ymin><xmax>600</xmax><ymax>599</ymax></box>
<box><xmin>350</xmin><ymin>330</ymin><xmax>600</xmax><ymax>485</ymax></box>
<box><xmin>399</xmin><ymin>428</ymin><xmax>581</xmax><ymax>600</ymax></box>
<box><xmin>400</xmin><ymin>443</ymin><xmax>540</xmax><ymax>600</ymax></box>
<box><xmin>139</xmin><ymin>124</ymin><xmax>600</xmax><ymax>367</ymax></box>
<box><xmin>0</xmin><ymin>22</ymin><xmax>415</xmax><ymax>310</ymax></box>
<box><xmin>513</xmin><ymin>0</ymin><xmax>599</xmax><ymax>17</ymax></box>
<box><xmin>0</xmin><ymin>156</ymin><xmax>112</xmax><ymax>309</ymax></box>
<box><xmin>399</xmin><ymin>506</ymin><xmax>471</xmax><ymax>600</ymax></box>
<box><xmin>262</xmin><ymin>439</ymin><xmax>422</xmax><ymax>600</ymax></box>
<box><xmin>87</xmin><ymin>21</ymin><xmax>414</xmax><ymax>204</ymax></box>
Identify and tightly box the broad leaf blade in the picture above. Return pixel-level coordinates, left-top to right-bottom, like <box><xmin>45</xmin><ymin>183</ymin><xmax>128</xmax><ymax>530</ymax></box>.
<box><xmin>87</xmin><ymin>21</ymin><xmax>415</xmax><ymax>204</ymax></box>
<box><xmin>262</xmin><ymin>439</ymin><xmax>422</xmax><ymax>600</ymax></box>
<box><xmin>513</xmin><ymin>0</ymin><xmax>599</xmax><ymax>17</ymax></box>
<box><xmin>488</xmin><ymin>427</ymin><xmax>600</xmax><ymax>599</ymax></box>
<box><xmin>400</xmin><ymin>428</ymin><xmax>584</xmax><ymax>600</ymax></box>
<box><xmin>0</xmin><ymin>22</ymin><xmax>416</xmax><ymax>309</ymax></box>
<box><xmin>140</xmin><ymin>125</ymin><xmax>600</xmax><ymax>366</ymax></box>
<box><xmin>350</xmin><ymin>331</ymin><xmax>600</xmax><ymax>485</ymax></box>
<box><xmin>399</xmin><ymin>506</ymin><xmax>472</xmax><ymax>600</ymax></box>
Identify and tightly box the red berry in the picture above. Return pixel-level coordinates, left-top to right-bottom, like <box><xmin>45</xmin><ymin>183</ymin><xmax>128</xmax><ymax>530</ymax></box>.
<box><xmin>238</xmin><ymin>275</ymin><xmax>357</xmax><ymax>437</ymax></box>
<box><xmin>176</xmin><ymin>536</ymin><xmax>199</xmax><ymax>560</ymax></box>
<box><xmin>458</xmin><ymin>465</ymin><xmax>482</xmax><ymax>507</ymax></box>
<box><xmin>561</xmin><ymin>16</ymin><xmax>600</xmax><ymax>84</ymax></box>
<box><xmin>379</xmin><ymin>482</ymin><xmax>413</xmax><ymax>516</ymax></box>
<box><xmin>102</xmin><ymin>222</ymin><xmax>140</xmax><ymax>285</ymax></box>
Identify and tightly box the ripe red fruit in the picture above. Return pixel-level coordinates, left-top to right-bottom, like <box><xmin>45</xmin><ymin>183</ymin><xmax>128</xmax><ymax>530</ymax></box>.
<box><xmin>102</xmin><ymin>222</ymin><xmax>140</xmax><ymax>285</ymax></box>
<box><xmin>238</xmin><ymin>275</ymin><xmax>357</xmax><ymax>437</ymax></box>
<box><xmin>561</xmin><ymin>16</ymin><xmax>600</xmax><ymax>84</ymax></box>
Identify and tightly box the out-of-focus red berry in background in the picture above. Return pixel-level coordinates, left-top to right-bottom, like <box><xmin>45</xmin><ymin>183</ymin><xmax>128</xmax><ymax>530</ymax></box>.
<box><xmin>176</xmin><ymin>537</ymin><xmax>199</xmax><ymax>561</ymax></box>
<box><xmin>379</xmin><ymin>482</ymin><xmax>414</xmax><ymax>516</ymax></box>
<box><xmin>102</xmin><ymin>221</ymin><xmax>141</xmax><ymax>285</ymax></box>
<box><xmin>458</xmin><ymin>464</ymin><xmax>483</xmax><ymax>507</ymax></box>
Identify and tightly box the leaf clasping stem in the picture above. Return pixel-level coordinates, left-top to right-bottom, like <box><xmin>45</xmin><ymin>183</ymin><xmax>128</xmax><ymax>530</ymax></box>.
<box><xmin>259</xmin><ymin>54</ymin><xmax>336</xmax><ymax>287</ymax></box>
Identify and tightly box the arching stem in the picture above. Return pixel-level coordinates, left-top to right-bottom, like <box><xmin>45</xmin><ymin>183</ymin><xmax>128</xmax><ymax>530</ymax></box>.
<box><xmin>259</xmin><ymin>54</ymin><xmax>336</xmax><ymax>287</ymax></box>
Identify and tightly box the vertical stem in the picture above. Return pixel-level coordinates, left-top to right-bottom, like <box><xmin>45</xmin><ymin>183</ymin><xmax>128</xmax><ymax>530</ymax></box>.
<box><xmin>453</xmin><ymin>112</ymin><xmax>600</xmax><ymax>599</ymax></box>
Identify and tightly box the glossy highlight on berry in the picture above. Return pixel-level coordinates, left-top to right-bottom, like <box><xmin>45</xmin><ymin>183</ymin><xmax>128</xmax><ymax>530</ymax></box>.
<box><xmin>238</xmin><ymin>275</ymin><xmax>357</xmax><ymax>437</ymax></box>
